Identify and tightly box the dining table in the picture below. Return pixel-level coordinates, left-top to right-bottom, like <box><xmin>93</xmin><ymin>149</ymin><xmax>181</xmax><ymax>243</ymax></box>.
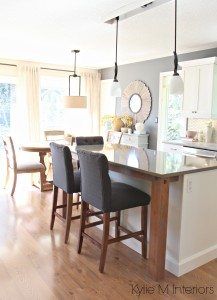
<box><xmin>20</xmin><ymin>144</ymin><xmax>53</xmax><ymax>191</ymax></box>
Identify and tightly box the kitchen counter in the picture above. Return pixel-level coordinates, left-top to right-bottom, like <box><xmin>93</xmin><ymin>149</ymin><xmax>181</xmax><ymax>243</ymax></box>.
<box><xmin>163</xmin><ymin>139</ymin><xmax>217</xmax><ymax>151</ymax></box>
<box><xmin>71</xmin><ymin>144</ymin><xmax>217</xmax><ymax>177</ymax></box>
<box><xmin>71</xmin><ymin>144</ymin><xmax>217</xmax><ymax>278</ymax></box>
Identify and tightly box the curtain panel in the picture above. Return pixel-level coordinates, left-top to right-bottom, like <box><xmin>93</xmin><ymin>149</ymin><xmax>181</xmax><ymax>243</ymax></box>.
<box><xmin>81</xmin><ymin>71</ymin><xmax>101</xmax><ymax>135</ymax></box>
<box><xmin>14</xmin><ymin>63</ymin><xmax>41</xmax><ymax>143</ymax></box>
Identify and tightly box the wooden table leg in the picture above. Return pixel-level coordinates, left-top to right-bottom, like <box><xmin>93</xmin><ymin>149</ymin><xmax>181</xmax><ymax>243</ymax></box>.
<box><xmin>34</xmin><ymin>151</ymin><xmax>53</xmax><ymax>192</ymax></box>
<box><xmin>147</xmin><ymin>178</ymin><xmax>169</xmax><ymax>281</ymax></box>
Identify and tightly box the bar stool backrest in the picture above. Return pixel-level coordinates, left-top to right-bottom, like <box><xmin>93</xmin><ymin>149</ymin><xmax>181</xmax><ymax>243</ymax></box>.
<box><xmin>50</xmin><ymin>142</ymin><xmax>75</xmax><ymax>194</ymax></box>
<box><xmin>77</xmin><ymin>149</ymin><xmax>111</xmax><ymax>212</ymax></box>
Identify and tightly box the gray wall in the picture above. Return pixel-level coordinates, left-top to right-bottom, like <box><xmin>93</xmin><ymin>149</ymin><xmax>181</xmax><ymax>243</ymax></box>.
<box><xmin>101</xmin><ymin>47</ymin><xmax>217</xmax><ymax>149</ymax></box>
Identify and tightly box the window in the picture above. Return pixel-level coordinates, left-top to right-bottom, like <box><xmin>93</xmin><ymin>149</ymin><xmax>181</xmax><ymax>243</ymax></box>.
<box><xmin>159</xmin><ymin>75</ymin><xmax>186</xmax><ymax>142</ymax></box>
<box><xmin>0</xmin><ymin>76</ymin><xmax>16</xmax><ymax>149</ymax></box>
<box><xmin>40</xmin><ymin>76</ymin><xmax>68</xmax><ymax>130</ymax></box>
<box><xmin>40</xmin><ymin>74</ymin><xmax>89</xmax><ymax>136</ymax></box>
<box><xmin>166</xmin><ymin>93</ymin><xmax>185</xmax><ymax>140</ymax></box>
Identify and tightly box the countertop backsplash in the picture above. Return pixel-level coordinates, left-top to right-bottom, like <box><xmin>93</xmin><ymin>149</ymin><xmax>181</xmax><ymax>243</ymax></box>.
<box><xmin>187</xmin><ymin>118</ymin><xmax>217</xmax><ymax>143</ymax></box>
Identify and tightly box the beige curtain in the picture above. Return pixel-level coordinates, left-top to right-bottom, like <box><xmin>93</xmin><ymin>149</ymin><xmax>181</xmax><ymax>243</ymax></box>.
<box><xmin>81</xmin><ymin>71</ymin><xmax>101</xmax><ymax>135</ymax></box>
<box><xmin>13</xmin><ymin>63</ymin><xmax>40</xmax><ymax>143</ymax></box>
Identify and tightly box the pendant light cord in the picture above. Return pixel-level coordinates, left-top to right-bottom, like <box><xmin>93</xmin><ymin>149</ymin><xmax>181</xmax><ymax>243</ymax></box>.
<box><xmin>173</xmin><ymin>0</ymin><xmax>179</xmax><ymax>75</ymax></box>
<box><xmin>69</xmin><ymin>50</ymin><xmax>81</xmax><ymax>96</ymax></box>
<box><xmin>114</xmin><ymin>16</ymin><xmax>119</xmax><ymax>82</ymax></box>
<box><xmin>74</xmin><ymin>52</ymin><xmax>77</xmax><ymax>76</ymax></box>
<box><xmin>174</xmin><ymin>0</ymin><xmax>177</xmax><ymax>54</ymax></box>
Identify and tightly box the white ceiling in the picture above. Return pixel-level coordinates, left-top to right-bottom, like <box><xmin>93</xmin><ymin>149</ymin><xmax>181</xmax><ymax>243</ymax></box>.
<box><xmin>0</xmin><ymin>0</ymin><xmax>217</xmax><ymax>69</ymax></box>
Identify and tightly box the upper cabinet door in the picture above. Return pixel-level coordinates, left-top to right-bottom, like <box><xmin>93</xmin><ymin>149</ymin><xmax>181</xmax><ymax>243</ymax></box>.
<box><xmin>182</xmin><ymin>66</ymin><xmax>199</xmax><ymax>117</ymax></box>
<box><xmin>197</xmin><ymin>64</ymin><xmax>214</xmax><ymax>118</ymax></box>
<box><xmin>182</xmin><ymin>60</ymin><xmax>217</xmax><ymax>119</ymax></box>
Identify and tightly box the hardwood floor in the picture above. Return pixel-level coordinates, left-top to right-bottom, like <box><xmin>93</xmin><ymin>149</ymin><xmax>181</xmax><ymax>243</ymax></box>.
<box><xmin>0</xmin><ymin>180</ymin><xmax>217</xmax><ymax>299</ymax></box>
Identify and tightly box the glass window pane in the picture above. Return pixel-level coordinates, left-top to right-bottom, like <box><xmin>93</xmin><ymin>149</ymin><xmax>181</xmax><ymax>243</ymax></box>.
<box><xmin>40</xmin><ymin>76</ymin><xmax>67</xmax><ymax>130</ymax></box>
<box><xmin>0</xmin><ymin>77</ymin><xmax>16</xmax><ymax>149</ymax></box>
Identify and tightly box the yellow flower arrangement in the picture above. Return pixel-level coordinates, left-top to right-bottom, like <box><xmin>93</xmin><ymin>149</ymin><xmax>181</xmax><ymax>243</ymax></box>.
<box><xmin>121</xmin><ymin>115</ymin><xmax>133</xmax><ymax>128</ymax></box>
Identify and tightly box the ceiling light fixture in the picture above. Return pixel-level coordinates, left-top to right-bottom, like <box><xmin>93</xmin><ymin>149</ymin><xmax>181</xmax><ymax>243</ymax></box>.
<box><xmin>63</xmin><ymin>50</ymin><xmax>87</xmax><ymax>108</ymax></box>
<box><xmin>104</xmin><ymin>0</ymin><xmax>172</xmax><ymax>24</ymax></box>
<box><xmin>170</xmin><ymin>0</ymin><xmax>184</xmax><ymax>96</ymax></box>
<box><xmin>110</xmin><ymin>16</ymin><xmax>122</xmax><ymax>98</ymax></box>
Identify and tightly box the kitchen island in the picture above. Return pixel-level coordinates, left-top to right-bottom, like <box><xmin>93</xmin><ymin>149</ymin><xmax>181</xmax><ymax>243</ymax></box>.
<box><xmin>71</xmin><ymin>144</ymin><xmax>217</xmax><ymax>279</ymax></box>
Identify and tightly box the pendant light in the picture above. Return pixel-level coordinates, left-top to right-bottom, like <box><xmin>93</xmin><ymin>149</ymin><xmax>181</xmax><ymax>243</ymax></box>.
<box><xmin>110</xmin><ymin>16</ymin><xmax>121</xmax><ymax>97</ymax></box>
<box><xmin>63</xmin><ymin>50</ymin><xmax>87</xmax><ymax>108</ymax></box>
<box><xmin>170</xmin><ymin>0</ymin><xmax>184</xmax><ymax>96</ymax></box>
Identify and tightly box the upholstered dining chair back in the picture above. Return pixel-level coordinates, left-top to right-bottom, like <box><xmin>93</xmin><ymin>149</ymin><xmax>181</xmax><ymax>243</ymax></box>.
<box><xmin>44</xmin><ymin>130</ymin><xmax>65</xmax><ymax>141</ymax></box>
<box><xmin>76</xmin><ymin>136</ymin><xmax>104</xmax><ymax>146</ymax></box>
<box><xmin>50</xmin><ymin>143</ymin><xmax>75</xmax><ymax>194</ymax></box>
<box><xmin>77</xmin><ymin>149</ymin><xmax>111</xmax><ymax>212</ymax></box>
<box><xmin>2</xmin><ymin>136</ymin><xmax>17</xmax><ymax>170</ymax></box>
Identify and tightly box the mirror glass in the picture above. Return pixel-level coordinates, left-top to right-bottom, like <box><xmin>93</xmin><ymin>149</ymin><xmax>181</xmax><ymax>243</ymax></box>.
<box><xmin>129</xmin><ymin>94</ymin><xmax>142</xmax><ymax>113</ymax></box>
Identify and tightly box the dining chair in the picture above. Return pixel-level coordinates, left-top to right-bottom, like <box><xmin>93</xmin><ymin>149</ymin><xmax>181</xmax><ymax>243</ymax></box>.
<box><xmin>44</xmin><ymin>130</ymin><xmax>76</xmax><ymax>181</ymax></box>
<box><xmin>2</xmin><ymin>136</ymin><xmax>45</xmax><ymax>196</ymax></box>
<box><xmin>75</xmin><ymin>135</ymin><xmax>104</xmax><ymax>174</ymax></box>
<box><xmin>77</xmin><ymin>149</ymin><xmax>150</xmax><ymax>273</ymax></box>
<box><xmin>44</xmin><ymin>130</ymin><xmax>75</xmax><ymax>145</ymax></box>
<box><xmin>50</xmin><ymin>142</ymin><xmax>81</xmax><ymax>243</ymax></box>
<box><xmin>76</xmin><ymin>136</ymin><xmax>104</xmax><ymax>146</ymax></box>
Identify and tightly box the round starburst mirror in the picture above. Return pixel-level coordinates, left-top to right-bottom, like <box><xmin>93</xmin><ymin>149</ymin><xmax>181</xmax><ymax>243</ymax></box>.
<box><xmin>121</xmin><ymin>80</ymin><xmax>152</xmax><ymax>123</ymax></box>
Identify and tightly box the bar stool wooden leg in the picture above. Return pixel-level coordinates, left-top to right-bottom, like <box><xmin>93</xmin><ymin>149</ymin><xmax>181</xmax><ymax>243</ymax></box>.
<box><xmin>115</xmin><ymin>211</ymin><xmax>120</xmax><ymax>238</ymax></box>
<box><xmin>76</xmin><ymin>193</ymin><xmax>80</xmax><ymax>209</ymax></box>
<box><xmin>141</xmin><ymin>205</ymin><xmax>148</xmax><ymax>259</ymax></box>
<box><xmin>50</xmin><ymin>186</ymin><xmax>58</xmax><ymax>230</ymax></box>
<box><xmin>99</xmin><ymin>212</ymin><xmax>110</xmax><ymax>273</ymax></box>
<box><xmin>65</xmin><ymin>194</ymin><xmax>73</xmax><ymax>243</ymax></box>
<box><xmin>62</xmin><ymin>191</ymin><xmax>67</xmax><ymax>219</ymax></box>
<box><xmin>78</xmin><ymin>201</ymin><xmax>88</xmax><ymax>253</ymax></box>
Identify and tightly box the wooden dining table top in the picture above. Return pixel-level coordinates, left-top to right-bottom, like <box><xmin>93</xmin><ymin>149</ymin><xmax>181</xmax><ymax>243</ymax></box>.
<box><xmin>20</xmin><ymin>140</ymin><xmax>69</xmax><ymax>153</ymax></box>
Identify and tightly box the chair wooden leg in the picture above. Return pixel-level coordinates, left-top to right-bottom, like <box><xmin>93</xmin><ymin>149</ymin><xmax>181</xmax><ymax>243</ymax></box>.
<box><xmin>99</xmin><ymin>212</ymin><xmax>110</xmax><ymax>273</ymax></box>
<box><xmin>3</xmin><ymin>165</ymin><xmax>9</xmax><ymax>189</ymax></box>
<box><xmin>65</xmin><ymin>194</ymin><xmax>73</xmax><ymax>244</ymax></box>
<box><xmin>141</xmin><ymin>205</ymin><xmax>148</xmax><ymax>259</ymax></box>
<box><xmin>10</xmin><ymin>171</ymin><xmax>17</xmax><ymax>196</ymax></box>
<box><xmin>77</xmin><ymin>200</ymin><xmax>88</xmax><ymax>254</ymax></box>
<box><xmin>50</xmin><ymin>185</ymin><xmax>58</xmax><ymax>230</ymax></box>
<box><xmin>115</xmin><ymin>211</ymin><xmax>120</xmax><ymax>238</ymax></box>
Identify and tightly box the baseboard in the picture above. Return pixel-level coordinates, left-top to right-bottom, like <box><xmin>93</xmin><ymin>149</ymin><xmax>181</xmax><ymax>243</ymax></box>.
<box><xmin>177</xmin><ymin>245</ymin><xmax>217</xmax><ymax>276</ymax></box>
<box><xmin>98</xmin><ymin>224</ymin><xmax>217</xmax><ymax>277</ymax></box>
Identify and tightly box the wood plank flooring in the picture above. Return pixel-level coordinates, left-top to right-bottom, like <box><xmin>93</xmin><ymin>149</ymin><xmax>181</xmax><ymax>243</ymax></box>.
<box><xmin>0</xmin><ymin>180</ymin><xmax>217</xmax><ymax>299</ymax></box>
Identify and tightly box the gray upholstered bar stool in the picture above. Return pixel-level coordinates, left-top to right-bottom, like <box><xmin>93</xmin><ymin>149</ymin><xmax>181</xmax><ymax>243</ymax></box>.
<box><xmin>50</xmin><ymin>143</ymin><xmax>81</xmax><ymax>243</ymax></box>
<box><xmin>75</xmin><ymin>136</ymin><xmax>104</xmax><ymax>146</ymax></box>
<box><xmin>77</xmin><ymin>149</ymin><xmax>150</xmax><ymax>273</ymax></box>
<box><xmin>75</xmin><ymin>135</ymin><xmax>104</xmax><ymax>174</ymax></box>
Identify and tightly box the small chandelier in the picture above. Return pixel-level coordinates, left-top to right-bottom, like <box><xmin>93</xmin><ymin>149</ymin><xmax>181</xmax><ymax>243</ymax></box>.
<box><xmin>110</xmin><ymin>16</ymin><xmax>122</xmax><ymax>97</ymax></box>
<box><xmin>170</xmin><ymin>0</ymin><xmax>184</xmax><ymax>96</ymax></box>
<box><xmin>63</xmin><ymin>50</ymin><xmax>87</xmax><ymax>108</ymax></box>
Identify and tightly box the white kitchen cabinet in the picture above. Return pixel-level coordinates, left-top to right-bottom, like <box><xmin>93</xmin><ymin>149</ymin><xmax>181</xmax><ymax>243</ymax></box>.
<box><xmin>181</xmin><ymin>57</ymin><xmax>217</xmax><ymax>119</ymax></box>
<box><xmin>182</xmin><ymin>66</ymin><xmax>199</xmax><ymax>116</ymax></box>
